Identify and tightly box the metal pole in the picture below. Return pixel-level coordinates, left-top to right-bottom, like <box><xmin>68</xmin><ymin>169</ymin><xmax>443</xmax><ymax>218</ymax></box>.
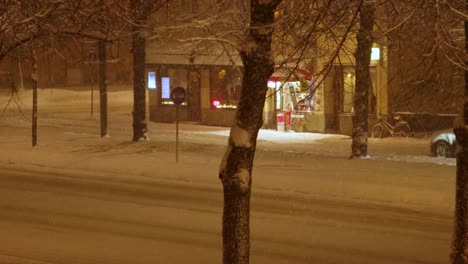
<box><xmin>176</xmin><ymin>104</ymin><xmax>179</xmax><ymax>163</ymax></box>
<box><xmin>91</xmin><ymin>83</ymin><xmax>94</xmax><ymax>118</ymax></box>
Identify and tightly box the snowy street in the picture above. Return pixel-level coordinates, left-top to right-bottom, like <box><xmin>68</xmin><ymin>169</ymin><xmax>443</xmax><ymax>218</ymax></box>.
<box><xmin>0</xmin><ymin>89</ymin><xmax>457</xmax><ymax>263</ymax></box>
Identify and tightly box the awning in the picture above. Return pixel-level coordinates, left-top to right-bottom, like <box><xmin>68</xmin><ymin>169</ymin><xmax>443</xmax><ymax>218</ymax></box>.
<box><xmin>269</xmin><ymin>67</ymin><xmax>312</xmax><ymax>82</ymax></box>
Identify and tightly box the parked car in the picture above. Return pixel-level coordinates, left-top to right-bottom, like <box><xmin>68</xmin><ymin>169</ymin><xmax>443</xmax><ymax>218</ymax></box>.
<box><xmin>430</xmin><ymin>130</ymin><xmax>456</xmax><ymax>157</ymax></box>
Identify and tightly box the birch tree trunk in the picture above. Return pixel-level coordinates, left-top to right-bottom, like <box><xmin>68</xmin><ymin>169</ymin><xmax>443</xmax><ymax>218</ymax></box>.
<box><xmin>98</xmin><ymin>39</ymin><xmax>108</xmax><ymax>137</ymax></box>
<box><xmin>32</xmin><ymin>48</ymin><xmax>38</xmax><ymax>147</ymax></box>
<box><xmin>451</xmin><ymin>8</ymin><xmax>468</xmax><ymax>264</ymax></box>
<box><xmin>218</xmin><ymin>1</ymin><xmax>281</xmax><ymax>263</ymax></box>
<box><xmin>351</xmin><ymin>1</ymin><xmax>376</xmax><ymax>158</ymax></box>
<box><xmin>131</xmin><ymin>0</ymin><xmax>148</xmax><ymax>141</ymax></box>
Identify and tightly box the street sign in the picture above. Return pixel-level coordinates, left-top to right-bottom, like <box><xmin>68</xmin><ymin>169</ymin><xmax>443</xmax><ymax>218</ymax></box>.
<box><xmin>170</xmin><ymin>86</ymin><xmax>186</xmax><ymax>105</ymax></box>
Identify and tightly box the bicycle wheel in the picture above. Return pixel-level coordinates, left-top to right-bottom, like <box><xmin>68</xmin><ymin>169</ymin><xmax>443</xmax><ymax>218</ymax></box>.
<box><xmin>371</xmin><ymin>123</ymin><xmax>384</xmax><ymax>138</ymax></box>
<box><xmin>395</xmin><ymin>122</ymin><xmax>411</xmax><ymax>137</ymax></box>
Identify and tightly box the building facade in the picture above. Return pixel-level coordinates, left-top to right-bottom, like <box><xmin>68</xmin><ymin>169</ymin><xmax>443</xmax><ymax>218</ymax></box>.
<box><xmin>145</xmin><ymin>38</ymin><xmax>389</xmax><ymax>136</ymax></box>
<box><xmin>0</xmin><ymin>40</ymin><xmax>133</xmax><ymax>90</ymax></box>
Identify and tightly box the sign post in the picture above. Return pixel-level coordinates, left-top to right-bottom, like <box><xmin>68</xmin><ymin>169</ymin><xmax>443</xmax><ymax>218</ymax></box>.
<box><xmin>176</xmin><ymin>104</ymin><xmax>179</xmax><ymax>162</ymax></box>
<box><xmin>170</xmin><ymin>86</ymin><xmax>186</xmax><ymax>163</ymax></box>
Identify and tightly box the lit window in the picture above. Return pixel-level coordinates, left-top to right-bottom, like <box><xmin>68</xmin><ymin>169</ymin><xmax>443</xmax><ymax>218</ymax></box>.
<box><xmin>148</xmin><ymin>72</ymin><xmax>156</xmax><ymax>89</ymax></box>
<box><xmin>210</xmin><ymin>67</ymin><xmax>241</xmax><ymax>109</ymax></box>
<box><xmin>161</xmin><ymin>77</ymin><xmax>170</xmax><ymax>99</ymax></box>
<box><xmin>371</xmin><ymin>48</ymin><xmax>380</xmax><ymax>61</ymax></box>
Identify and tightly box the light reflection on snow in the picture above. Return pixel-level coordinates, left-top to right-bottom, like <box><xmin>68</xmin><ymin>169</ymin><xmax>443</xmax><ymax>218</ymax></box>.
<box><xmin>196</xmin><ymin>128</ymin><xmax>349</xmax><ymax>143</ymax></box>
<box><xmin>368</xmin><ymin>154</ymin><xmax>456</xmax><ymax>166</ymax></box>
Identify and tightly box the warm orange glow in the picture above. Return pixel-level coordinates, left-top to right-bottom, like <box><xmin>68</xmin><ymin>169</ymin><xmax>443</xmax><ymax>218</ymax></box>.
<box><xmin>218</xmin><ymin>69</ymin><xmax>226</xmax><ymax>79</ymax></box>
<box><xmin>274</xmin><ymin>10</ymin><xmax>280</xmax><ymax>18</ymax></box>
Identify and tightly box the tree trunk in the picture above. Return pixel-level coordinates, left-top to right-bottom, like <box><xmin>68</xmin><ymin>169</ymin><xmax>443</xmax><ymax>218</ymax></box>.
<box><xmin>131</xmin><ymin>0</ymin><xmax>148</xmax><ymax>141</ymax></box>
<box><xmin>451</xmin><ymin>8</ymin><xmax>468</xmax><ymax>264</ymax></box>
<box><xmin>17</xmin><ymin>51</ymin><xmax>24</xmax><ymax>92</ymax></box>
<box><xmin>32</xmin><ymin>49</ymin><xmax>38</xmax><ymax>147</ymax></box>
<box><xmin>218</xmin><ymin>1</ymin><xmax>281</xmax><ymax>263</ymax></box>
<box><xmin>98</xmin><ymin>39</ymin><xmax>108</xmax><ymax>137</ymax></box>
<box><xmin>351</xmin><ymin>2</ymin><xmax>376</xmax><ymax>158</ymax></box>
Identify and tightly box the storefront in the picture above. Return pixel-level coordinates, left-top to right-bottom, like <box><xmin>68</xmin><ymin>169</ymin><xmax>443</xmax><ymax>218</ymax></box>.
<box><xmin>146</xmin><ymin>62</ymin><xmax>328</xmax><ymax>131</ymax></box>
<box><xmin>146</xmin><ymin>45</ymin><xmax>386</xmax><ymax>135</ymax></box>
<box><xmin>146</xmin><ymin>63</ymin><xmax>242</xmax><ymax>127</ymax></box>
<box><xmin>321</xmin><ymin>57</ymin><xmax>386</xmax><ymax>135</ymax></box>
<box><xmin>264</xmin><ymin>67</ymin><xmax>324</xmax><ymax>132</ymax></box>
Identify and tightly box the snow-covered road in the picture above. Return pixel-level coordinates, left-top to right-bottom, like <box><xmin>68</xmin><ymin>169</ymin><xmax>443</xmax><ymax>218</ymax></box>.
<box><xmin>0</xmin><ymin>166</ymin><xmax>452</xmax><ymax>264</ymax></box>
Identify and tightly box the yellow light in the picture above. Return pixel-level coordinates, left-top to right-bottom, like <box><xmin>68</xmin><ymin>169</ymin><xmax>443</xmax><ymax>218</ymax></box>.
<box><xmin>274</xmin><ymin>10</ymin><xmax>280</xmax><ymax>18</ymax></box>
<box><xmin>218</xmin><ymin>69</ymin><xmax>226</xmax><ymax>79</ymax></box>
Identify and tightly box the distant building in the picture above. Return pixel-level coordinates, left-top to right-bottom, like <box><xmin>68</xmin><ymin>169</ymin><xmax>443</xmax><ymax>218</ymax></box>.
<box><xmin>0</xmin><ymin>40</ymin><xmax>133</xmax><ymax>90</ymax></box>
<box><xmin>143</xmin><ymin>1</ymin><xmax>392</xmax><ymax>135</ymax></box>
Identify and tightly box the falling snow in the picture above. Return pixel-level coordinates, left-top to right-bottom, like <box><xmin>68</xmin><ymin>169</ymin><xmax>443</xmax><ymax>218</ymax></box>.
<box><xmin>0</xmin><ymin>88</ymin><xmax>457</xmax><ymax>263</ymax></box>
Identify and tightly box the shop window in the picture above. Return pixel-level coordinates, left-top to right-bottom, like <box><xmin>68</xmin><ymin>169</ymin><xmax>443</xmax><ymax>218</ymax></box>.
<box><xmin>210</xmin><ymin>67</ymin><xmax>241</xmax><ymax>109</ymax></box>
<box><xmin>271</xmin><ymin>78</ymin><xmax>314</xmax><ymax>113</ymax></box>
<box><xmin>148</xmin><ymin>72</ymin><xmax>156</xmax><ymax>89</ymax></box>
<box><xmin>161</xmin><ymin>68</ymin><xmax>188</xmax><ymax>106</ymax></box>
<box><xmin>161</xmin><ymin>77</ymin><xmax>170</xmax><ymax>99</ymax></box>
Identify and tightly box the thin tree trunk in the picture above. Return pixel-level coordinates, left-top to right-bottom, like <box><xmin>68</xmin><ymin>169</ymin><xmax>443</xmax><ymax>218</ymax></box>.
<box><xmin>451</xmin><ymin>6</ymin><xmax>468</xmax><ymax>263</ymax></box>
<box><xmin>131</xmin><ymin>0</ymin><xmax>147</xmax><ymax>141</ymax></box>
<box><xmin>17</xmin><ymin>51</ymin><xmax>24</xmax><ymax>92</ymax></box>
<box><xmin>218</xmin><ymin>1</ymin><xmax>280</xmax><ymax>263</ymax></box>
<box><xmin>351</xmin><ymin>2</ymin><xmax>376</xmax><ymax>158</ymax></box>
<box><xmin>98</xmin><ymin>39</ymin><xmax>108</xmax><ymax>137</ymax></box>
<box><xmin>32</xmin><ymin>49</ymin><xmax>38</xmax><ymax>147</ymax></box>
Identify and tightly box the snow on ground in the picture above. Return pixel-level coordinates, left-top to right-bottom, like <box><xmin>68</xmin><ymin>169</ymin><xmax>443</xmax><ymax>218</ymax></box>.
<box><xmin>0</xmin><ymin>87</ymin><xmax>456</xmax><ymax>211</ymax></box>
<box><xmin>0</xmin><ymin>87</ymin><xmax>458</xmax><ymax>263</ymax></box>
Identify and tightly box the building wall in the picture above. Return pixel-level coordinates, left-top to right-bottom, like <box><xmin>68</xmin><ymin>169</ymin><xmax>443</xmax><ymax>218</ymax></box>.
<box><xmin>309</xmin><ymin>42</ymin><xmax>389</xmax><ymax>136</ymax></box>
<box><xmin>0</xmin><ymin>40</ymin><xmax>133</xmax><ymax>91</ymax></box>
<box><xmin>200</xmin><ymin>69</ymin><xmax>210</xmax><ymax>114</ymax></box>
<box><xmin>263</xmin><ymin>87</ymin><xmax>277</xmax><ymax>129</ymax></box>
<box><xmin>375</xmin><ymin>45</ymin><xmax>389</xmax><ymax>116</ymax></box>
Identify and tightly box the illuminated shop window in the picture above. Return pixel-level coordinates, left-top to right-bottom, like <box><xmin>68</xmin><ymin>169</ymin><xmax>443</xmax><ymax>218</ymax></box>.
<box><xmin>161</xmin><ymin>68</ymin><xmax>188</xmax><ymax>106</ymax></box>
<box><xmin>148</xmin><ymin>72</ymin><xmax>156</xmax><ymax>89</ymax></box>
<box><xmin>161</xmin><ymin>77</ymin><xmax>170</xmax><ymax>99</ymax></box>
<box><xmin>210</xmin><ymin>67</ymin><xmax>241</xmax><ymax>109</ymax></box>
<box><xmin>275</xmin><ymin>79</ymin><xmax>315</xmax><ymax>113</ymax></box>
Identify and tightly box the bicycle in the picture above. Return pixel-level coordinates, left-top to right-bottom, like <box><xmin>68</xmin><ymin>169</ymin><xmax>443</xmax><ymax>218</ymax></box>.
<box><xmin>371</xmin><ymin>114</ymin><xmax>411</xmax><ymax>138</ymax></box>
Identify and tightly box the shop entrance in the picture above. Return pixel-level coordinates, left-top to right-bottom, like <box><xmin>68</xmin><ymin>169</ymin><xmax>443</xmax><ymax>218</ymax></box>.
<box><xmin>267</xmin><ymin>67</ymin><xmax>314</xmax><ymax>131</ymax></box>
<box><xmin>331</xmin><ymin>65</ymin><xmax>377</xmax><ymax>133</ymax></box>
